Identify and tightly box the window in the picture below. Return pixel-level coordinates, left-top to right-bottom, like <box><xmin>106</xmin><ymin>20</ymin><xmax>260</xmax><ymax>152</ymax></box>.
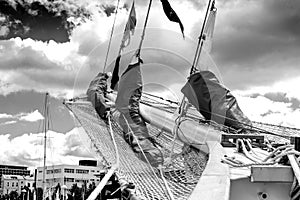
<box><xmin>46</xmin><ymin>170</ymin><xmax>53</xmax><ymax>174</ymax></box>
<box><xmin>64</xmin><ymin>168</ymin><xmax>74</xmax><ymax>173</ymax></box>
<box><xmin>7</xmin><ymin>182</ymin><xmax>9</xmax><ymax>187</ymax></box>
<box><xmin>28</xmin><ymin>183</ymin><xmax>30</xmax><ymax>187</ymax></box>
<box><xmin>91</xmin><ymin>170</ymin><xmax>95</xmax><ymax>173</ymax></box>
<box><xmin>54</xmin><ymin>169</ymin><xmax>61</xmax><ymax>173</ymax></box>
<box><xmin>16</xmin><ymin>183</ymin><xmax>18</xmax><ymax>187</ymax></box>
<box><xmin>12</xmin><ymin>182</ymin><xmax>14</xmax><ymax>187</ymax></box>
<box><xmin>64</xmin><ymin>177</ymin><xmax>74</xmax><ymax>182</ymax></box>
<box><xmin>38</xmin><ymin>170</ymin><xmax>43</xmax><ymax>173</ymax></box>
<box><xmin>75</xmin><ymin>169</ymin><xmax>89</xmax><ymax>174</ymax></box>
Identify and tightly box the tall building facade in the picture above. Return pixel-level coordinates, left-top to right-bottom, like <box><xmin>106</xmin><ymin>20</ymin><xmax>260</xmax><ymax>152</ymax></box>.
<box><xmin>36</xmin><ymin>161</ymin><xmax>103</xmax><ymax>190</ymax></box>
<box><xmin>0</xmin><ymin>175</ymin><xmax>34</xmax><ymax>195</ymax></box>
<box><xmin>0</xmin><ymin>165</ymin><xmax>31</xmax><ymax>194</ymax></box>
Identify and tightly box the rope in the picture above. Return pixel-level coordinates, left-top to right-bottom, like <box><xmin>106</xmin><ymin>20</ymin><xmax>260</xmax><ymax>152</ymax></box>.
<box><xmin>136</xmin><ymin>0</ymin><xmax>153</xmax><ymax>58</ymax></box>
<box><xmin>159</xmin><ymin>167</ymin><xmax>175</xmax><ymax>200</ymax></box>
<box><xmin>108</xmin><ymin>113</ymin><xmax>120</xmax><ymax>167</ymax></box>
<box><xmin>221</xmin><ymin>158</ymin><xmax>276</xmax><ymax>168</ymax></box>
<box><xmin>103</xmin><ymin>0</ymin><xmax>121</xmax><ymax>72</ymax></box>
<box><xmin>120</xmin><ymin>114</ymin><xmax>161</xmax><ymax>181</ymax></box>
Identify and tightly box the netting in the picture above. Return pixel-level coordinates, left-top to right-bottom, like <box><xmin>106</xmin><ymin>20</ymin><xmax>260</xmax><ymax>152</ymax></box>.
<box><xmin>64</xmin><ymin>96</ymin><xmax>207</xmax><ymax>200</ymax></box>
<box><xmin>64</xmin><ymin>93</ymin><xmax>300</xmax><ymax>199</ymax></box>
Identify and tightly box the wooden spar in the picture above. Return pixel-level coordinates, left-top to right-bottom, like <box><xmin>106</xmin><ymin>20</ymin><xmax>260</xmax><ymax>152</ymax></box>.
<box><xmin>103</xmin><ymin>0</ymin><xmax>121</xmax><ymax>72</ymax></box>
<box><xmin>190</xmin><ymin>0</ymin><xmax>213</xmax><ymax>75</ymax></box>
<box><xmin>42</xmin><ymin>92</ymin><xmax>49</xmax><ymax>200</ymax></box>
<box><xmin>107</xmin><ymin>93</ymin><xmax>222</xmax><ymax>153</ymax></box>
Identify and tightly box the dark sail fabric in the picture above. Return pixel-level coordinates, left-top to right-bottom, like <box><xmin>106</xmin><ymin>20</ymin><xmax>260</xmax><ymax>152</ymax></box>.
<box><xmin>110</xmin><ymin>55</ymin><xmax>121</xmax><ymax>90</ymax></box>
<box><xmin>181</xmin><ymin>71</ymin><xmax>252</xmax><ymax>130</ymax></box>
<box><xmin>86</xmin><ymin>72</ymin><xmax>110</xmax><ymax>120</ymax></box>
<box><xmin>116</xmin><ymin>55</ymin><xmax>163</xmax><ymax>167</ymax></box>
<box><xmin>160</xmin><ymin>0</ymin><xmax>184</xmax><ymax>38</ymax></box>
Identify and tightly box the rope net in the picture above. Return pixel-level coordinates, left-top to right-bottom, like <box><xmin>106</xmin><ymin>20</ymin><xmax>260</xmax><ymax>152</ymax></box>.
<box><xmin>64</xmin><ymin>96</ymin><xmax>207</xmax><ymax>200</ymax></box>
<box><xmin>64</xmin><ymin>93</ymin><xmax>300</xmax><ymax>199</ymax></box>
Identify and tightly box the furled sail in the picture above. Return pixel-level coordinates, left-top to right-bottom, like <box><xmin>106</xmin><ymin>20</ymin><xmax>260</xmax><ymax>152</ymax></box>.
<box><xmin>115</xmin><ymin>54</ymin><xmax>163</xmax><ymax>167</ymax></box>
<box><xmin>86</xmin><ymin>72</ymin><xmax>110</xmax><ymax>120</ymax></box>
<box><xmin>181</xmin><ymin>70</ymin><xmax>252</xmax><ymax>130</ymax></box>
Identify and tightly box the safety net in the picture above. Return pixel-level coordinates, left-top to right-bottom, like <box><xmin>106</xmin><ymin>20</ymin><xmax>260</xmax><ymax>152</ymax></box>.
<box><xmin>64</xmin><ymin>94</ymin><xmax>207</xmax><ymax>200</ymax></box>
<box><xmin>64</xmin><ymin>92</ymin><xmax>300</xmax><ymax>199</ymax></box>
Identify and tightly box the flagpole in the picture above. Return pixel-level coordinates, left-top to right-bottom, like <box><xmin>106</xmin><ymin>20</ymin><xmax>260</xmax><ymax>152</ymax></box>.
<box><xmin>189</xmin><ymin>0</ymin><xmax>213</xmax><ymax>75</ymax></box>
<box><xmin>136</xmin><ymin>0</ymin><xmax>153</xmax><ymax>58</ymax></box>
<box><xmin>103</xmin><ymin>0</ymin><xmax>121</xmax><ymax>73</ymax></box>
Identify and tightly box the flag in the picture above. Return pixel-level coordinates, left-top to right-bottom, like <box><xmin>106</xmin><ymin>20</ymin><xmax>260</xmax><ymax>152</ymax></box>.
<box><xmin>120</xmin><ymin>1</ymin><xmax>137</xmax><ymax>50</ymax></box>
<box><xmin>202</xmin><ymin>1</ymin><xmax>217</xmax><ymax>53</ymax></box>
<box><xmin>111</xmin><ymin>1</ymin><xmax>137</xmax><ymax>90</ymax></box>
<box><xmin>160</xmin><ymin>0</ymin><xmax>184</xmax><ymax>38</ymax></box>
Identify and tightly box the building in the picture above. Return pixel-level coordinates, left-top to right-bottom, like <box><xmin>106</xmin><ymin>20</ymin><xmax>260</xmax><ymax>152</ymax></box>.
<box><xmin>36</xmin><ymin>160</ymin><xmax>103</xmax><ymax>190</ymax></box>
<box><xmin>0</xmin><ymin>175</ymin><xmax>34</xmax><ymax>195</ymax></box>
<box><xmin>0</xmin><ymin>165</ymin><xmax>31</xmax><ymax>195</ymax></box>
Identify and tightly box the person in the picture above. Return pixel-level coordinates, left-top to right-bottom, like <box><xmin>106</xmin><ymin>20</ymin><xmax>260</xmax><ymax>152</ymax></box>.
<box><xmin>86</xmin><ymin>72</ymin><xmax>111</xmax><ymax>121</ymax></box>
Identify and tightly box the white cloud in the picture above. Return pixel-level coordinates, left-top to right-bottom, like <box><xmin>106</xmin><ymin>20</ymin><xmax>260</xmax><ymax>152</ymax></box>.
<box><xmin>0</xmin><ymin>110</ymin><xmax>44</xmax><ymax>124</ymax></box>
<box><xmin>0</xmin><ymin>26</ymin><xmax>9</xmax><ymax>37</ymax></box>
<box><xmin>0</xmin><ymin>113</ymin><xmax>13</xmax><ymax>118</ymax></box>
<box><xmin>0</xmin><ymin>127</ymin><xmax>100</xmax><ymax>167</ymax></box>
<box><xmin>19</xmin><ymin>110</ymin><xmax>44</xmax><ymax>122</ymax></box>
<box><xmin>3</xmin><ymin>120</ymin><xmax>17</xmax><ymax>125</ymax></box>
<box><xmin>233</xmin><ymin>84</ymin><xmax>300</xmax><ymax>128</ymax></box>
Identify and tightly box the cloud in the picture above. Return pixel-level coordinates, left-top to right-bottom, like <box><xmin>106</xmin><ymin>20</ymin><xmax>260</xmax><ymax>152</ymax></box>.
<box><xmin>0</xmin><ymin>110</ymin><xmax>43</xmax><ymax>125</ymax></box>
<box><xmin>210</xmin><ymin>0</ymin><xmax>300</xmax><ymax>89</ymax></box>
<box><xmin>19</xmin><ymin>110</ymin><xmax>44</xmax><ymax>122</ymax></box>
<box><xmin>3</xmin><ymin>120</ymin><xmax>17</xmax><ymax>125</ymax></box>
<box><xmin>233</xmin><ymin>82</ymin><xmax>300</xmax><ymax>128</ymax></box>
<box><xmin>0</xmin><ymin>113</ymin><xmax>13</xmax><ymax>118</ymax></box>
<box><xmin>0</xmin><ymin>127</ymin><xmax>100</xmax><ymax>167</ymax></box>
<box><xmin>0</xmin><ymin>0</ymin><xmax>92</xmax><ymax>42</ymax></box>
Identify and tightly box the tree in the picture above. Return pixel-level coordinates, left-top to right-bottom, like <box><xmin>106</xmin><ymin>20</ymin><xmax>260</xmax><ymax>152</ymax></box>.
<box><xmin>69</xmin><ymin>184</ymin><xmax>82</xmax><ymax>200</ymax></box>
<box><xmin>36</xmin><ymin>188</ymin><xmax>43</xmax><ymax>200</ymax></box>
<box><xmin>9</xmin><ymin>190</ymin><xmax>18</xmax><ymax>200</ymax></box>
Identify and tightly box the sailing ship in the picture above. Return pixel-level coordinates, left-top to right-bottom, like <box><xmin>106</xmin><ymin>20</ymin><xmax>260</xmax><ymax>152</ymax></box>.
<box><xmin>64</xmin><ymin>0</ymin><xmax>300</xmax><ymax>199</ymax></box>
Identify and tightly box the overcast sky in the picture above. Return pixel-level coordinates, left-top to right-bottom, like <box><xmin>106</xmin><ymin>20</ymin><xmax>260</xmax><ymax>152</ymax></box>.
<box><xmin>0</xmin><ymin>0</ymin><xmax>300</xmax><ymax>168</ymax></box>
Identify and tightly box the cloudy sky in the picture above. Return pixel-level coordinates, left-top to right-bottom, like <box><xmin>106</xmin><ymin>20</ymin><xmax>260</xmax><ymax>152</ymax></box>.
<box><xmin>0</xmin><ymin>0</ymin><xmax>300</xmax><ymax>168</ymax></box>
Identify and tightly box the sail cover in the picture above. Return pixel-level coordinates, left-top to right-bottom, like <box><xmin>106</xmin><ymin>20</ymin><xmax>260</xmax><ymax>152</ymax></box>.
<box><xmin>86</xmin><ymin>72</ymin><xmax>110</xmax><ymax>120</ymax></box>
<box><xmin>181</xmin><ymin>71</ymin><xmax>251</xmax><ymax>130</ymax></box>
<box><xmin>116</xmin><ymin>54</ymin><xmax>163</xmax><ymax>167</ymax></box>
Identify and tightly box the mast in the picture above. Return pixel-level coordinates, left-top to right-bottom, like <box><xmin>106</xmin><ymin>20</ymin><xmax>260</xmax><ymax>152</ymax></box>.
<box><xmin>189</xmin><ymin>0</ymin><xmax>213</xmax><ymax>75</ymax></box>
<box><xmin>136</xmin><ymin>0</ymin><xmax>153</xmax><ymax>58</ymax></box>
<box><xmin>42</xmin><ymin>92</ymin><xmax>49</xmax><ymax>199</ymax></box>
<box><xmin>103</xmin><ymin>0</ymin><xmax>121</xmax><ymax>72</ymax></box>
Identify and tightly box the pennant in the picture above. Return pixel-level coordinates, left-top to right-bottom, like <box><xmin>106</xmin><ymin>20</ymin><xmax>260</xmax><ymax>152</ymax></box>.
<box><xmin>160</xmin><ymin>0</ymin><xmax>184</xmax><ymax>38</ymax></box>
<box><xmin>110</xmin><ymin>1</ymin><xmax>137</xmax><ymax>90</ymax></box>
<box><xmin>110</xmin><ymin>55</ymin><xmax>121</xmax><ymax>90</ymax></box>
<box><xmin>202</xmin><ymin>1</ymin><xmax>217</xmax><ymax>53</ymax></box>
<box><xmin>120</xmin><ymin>1</ymin><xmax>137</xmax><ymax>50</ymax></box>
